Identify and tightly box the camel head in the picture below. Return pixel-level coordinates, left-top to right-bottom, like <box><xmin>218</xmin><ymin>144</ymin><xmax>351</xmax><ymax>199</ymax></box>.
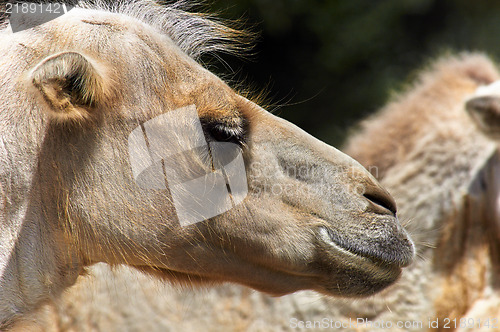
<box><xmin>464</xmin><ymin>77</ymin><xmax>500</xmax><ymax>251</ymax></box>
<box><xmin>466</xmin><ymin>80</ymin><xmax>500</xmax><ymax>140</ymax></box>
<box><xmin>0</xmin><ymin>1</ymin><xmax>414</xmax><ymax>326</ymax></box>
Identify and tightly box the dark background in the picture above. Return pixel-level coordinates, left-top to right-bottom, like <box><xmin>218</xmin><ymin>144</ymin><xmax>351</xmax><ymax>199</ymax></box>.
<box><xmin>206</xmin><ymin>0</ymin><xmax>500</xmax><ymax>146</ymax></box>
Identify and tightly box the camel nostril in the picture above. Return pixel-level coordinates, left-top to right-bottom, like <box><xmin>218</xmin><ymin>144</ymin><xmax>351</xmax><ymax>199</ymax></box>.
<box><xmin>363</xmin><ymin>192</ymin><xmax>397</xmax><ymax>215</ymax></box>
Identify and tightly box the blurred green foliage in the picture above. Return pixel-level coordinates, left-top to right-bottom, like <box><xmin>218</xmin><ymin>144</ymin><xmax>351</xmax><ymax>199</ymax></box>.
<box><xmin>207</xmin><ymin>0</ymin><xmax>500</xmax><ymax>146</ymax></box>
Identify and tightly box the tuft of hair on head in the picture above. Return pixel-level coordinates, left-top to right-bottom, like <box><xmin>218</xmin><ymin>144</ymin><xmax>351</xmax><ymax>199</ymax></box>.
<box><xmin>72</xmin><ymin>0</ymin><xmax>256</xmax><ymax>61</ymax></box>
<box><xmin>30</xmin><ymin>51</ymin><xmax>116</xmax><ymax>123</ymax></box>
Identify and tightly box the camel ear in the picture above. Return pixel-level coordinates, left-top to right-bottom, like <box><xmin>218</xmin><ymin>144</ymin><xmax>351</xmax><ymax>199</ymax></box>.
<box><xmin>466</xmin><ymin>96</ymin><xmax>500</xmax><ymax>139</ymax></box>
<box><xmin>31</xmin><ymin>52</ymin><xmax>112</xmax><ymax>122</ymax></box>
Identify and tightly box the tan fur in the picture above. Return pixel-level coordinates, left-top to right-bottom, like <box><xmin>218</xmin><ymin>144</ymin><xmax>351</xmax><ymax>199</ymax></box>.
<box><xmin>344</xmin><ymin>53</ymin><xmax>500</xmax><ymax>330</ymax></box>
<box><xmin>346</xmin><ymin>54</ymin><xmax>498</xmax><ymax>179</ymax></box>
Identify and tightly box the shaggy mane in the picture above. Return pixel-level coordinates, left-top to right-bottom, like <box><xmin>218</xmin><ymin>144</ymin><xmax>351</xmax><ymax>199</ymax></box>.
<box><xmin>0</xmin><ymin>0</ymin><xmax>250</xmax><ymax>60</ymax></box>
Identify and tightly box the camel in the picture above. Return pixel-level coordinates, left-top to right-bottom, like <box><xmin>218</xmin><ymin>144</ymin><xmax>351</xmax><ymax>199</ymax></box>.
<box><xmin>0</xmin><ymin>1</ymin><xmax>415</xmax><ymax>330</ymax></box>
<box><xmin>38</xmin><ymin>53</ymin><xmax>500</xmax><ymax>331</ymax></box>
<box><xmin>340</xmin><ymin>53</ymin><xmax>500</xmax><ymax>331</ymax></box>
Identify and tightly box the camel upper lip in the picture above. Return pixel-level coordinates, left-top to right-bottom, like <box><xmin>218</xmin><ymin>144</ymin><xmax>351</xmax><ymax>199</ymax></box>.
<box><xmin>318</xmin><ymin>226</ymin><xmax>413</xmax><ymax>268</ymax></box>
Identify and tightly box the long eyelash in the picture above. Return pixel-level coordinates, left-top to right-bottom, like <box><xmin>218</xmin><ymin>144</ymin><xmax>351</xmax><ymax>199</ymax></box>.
<box><xmin>214</xmin><ymin>124</ymin><xmax>243</xmax><ymax>139</ymax></box>
<box><xmin>200</xmin><ymin>118</ymin><xmax>246</xmax><ymax>146</ymax></box>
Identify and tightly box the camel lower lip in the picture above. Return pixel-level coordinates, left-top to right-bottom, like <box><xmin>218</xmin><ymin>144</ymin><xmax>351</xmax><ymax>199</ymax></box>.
<box><xmin>316</xmin><ymin>226</ymin><xmax>405</xmax><ymax>297</ymax></box>
<box><xmin>319</xmin><ymin>227</ymin><xmax>359</xmax><ymax>258</ymax></box>
<box><xmin>318</xmin><ymin>226</ymin><xmax>400</xmax><ymax>267</ymax></box>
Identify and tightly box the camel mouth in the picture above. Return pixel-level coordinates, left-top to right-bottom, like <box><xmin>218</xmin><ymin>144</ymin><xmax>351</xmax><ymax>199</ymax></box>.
<box><xmin>318</xmin><ymin>226</ymin><xmax>413</xmax><ymax>268</ymax></box>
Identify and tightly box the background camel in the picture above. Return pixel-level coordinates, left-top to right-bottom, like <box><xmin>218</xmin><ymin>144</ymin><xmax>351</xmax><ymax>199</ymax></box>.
<box><xmin>0</xmin><ymin>1</ymin><xmax>414</xmax><ymax>330</ymax></box>
<box><xmin>36</xmin><ymin>53</ymin><xmax>500</xmax><ymax>331</ymax></box>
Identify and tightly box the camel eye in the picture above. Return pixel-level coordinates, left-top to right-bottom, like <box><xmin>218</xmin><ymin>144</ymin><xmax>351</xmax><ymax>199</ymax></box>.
<box><xmin>201</xmin><ymin>119</ymin><xmax>246</xmax><ymax>146</ymax></box>
<box><xmin>210</xmin><ymin>124</ymin><xmax>241</xmax><ymax>143</ymax></box>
